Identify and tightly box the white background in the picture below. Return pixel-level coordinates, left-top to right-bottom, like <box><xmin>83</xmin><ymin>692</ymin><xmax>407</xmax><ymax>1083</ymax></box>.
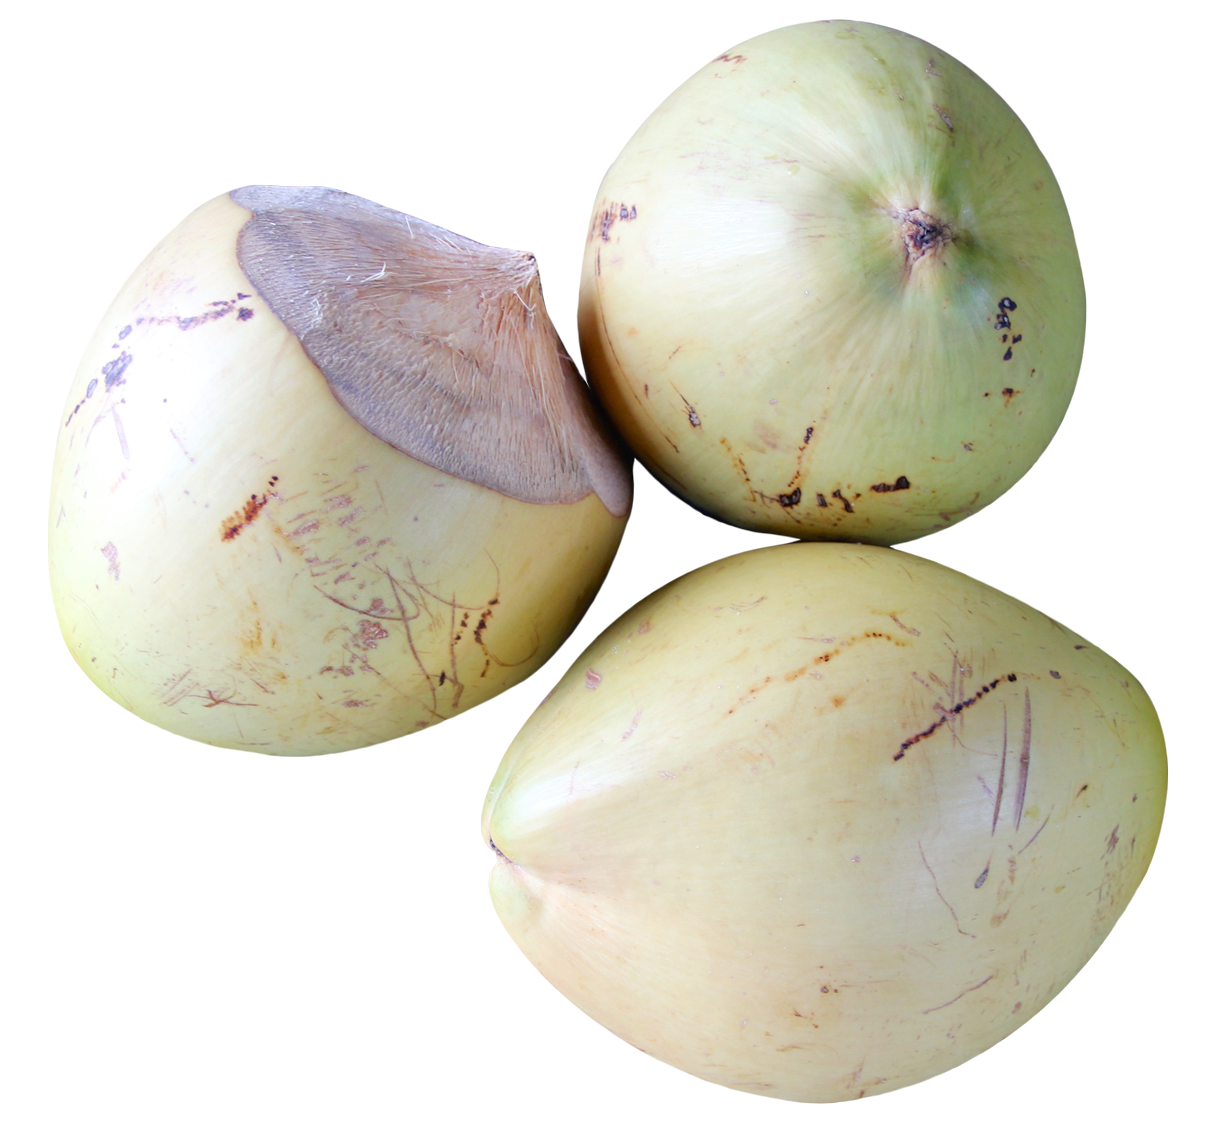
<box><xmin>2</xmin><ymin>1</ymin><xmax>1215</xmax><ymax>1120</ymax></box>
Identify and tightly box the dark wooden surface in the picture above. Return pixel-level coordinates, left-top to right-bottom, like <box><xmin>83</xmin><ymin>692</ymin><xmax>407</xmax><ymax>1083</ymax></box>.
<box><xmin>50</xmin><ymin>17</ymin><xmax>1163</xmax><ymax>1104</ymax></box>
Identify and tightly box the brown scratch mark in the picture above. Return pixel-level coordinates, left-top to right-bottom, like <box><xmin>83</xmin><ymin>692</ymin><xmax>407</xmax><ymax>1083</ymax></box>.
<box><xmin>1105</xmin><ymin>824</ymin><xmax>1120</xmax><ymax>855</ymax></box>
<box><xmin>922</xmin><ymin>974</ymin><xmax>996</xmax><ymax>1015</ymax></box>
<box><xmin>159</xmin><ymin>667</ymin><xmax>194</xmax><ymax>706</ymax></box>
<box><xmin>621</xmin><ymin>708</ymin><xmax>643</xmax><ymax>738</ymax></box>
<box><xmin>831</xmin><ymin>489</ymin><xmax>853</xmax><ymax>513</ymax></box>
<box><xmin>197</xmin><ymin>689</ymin><xmax>257</xmax><ymax>708</ymax></box>
<box><xmin>594</xmin><ymin>298</ymin><xmax>678</xmax><ymax>453</ymax></box>
<box><xmin>1013</xmin><ymin>689</ymin><xmax>1032</xmax><ymax>828</ymax></box>
<box><xmin>675</xmin><ymin>389</ymin><xmax>701</xmax><ymax>427</ymax></box>
<box><xmin>992</xmin><ymin>705</ymin><xmax>1008</xmax><ymax>835</ymax></box>
<box><xmin>715</xmin><ymin>52</ymin><xmax>747</xmax><ymax>64</ymax></box>
<box><xmin>169</xmin><ymin>428</ymin><xmax>195</xmax><ymax>463</ymax></box>
<box><xmin>1018</xmin><ymin>814</ymin><xmax>1050</xmax><ymax>855</ymax></box>
<box><xmin>718</xmin><ymin>435</ymin><xmax>758</xmax><ymax>502</ymax></box>
<box><xmin>895</xmin><ymin>673</ymin><xmax>1018</xmax><ymax>761</ymax></box>
<box><xmin>445</xmin><ymin>595</ymin><xmax>464</xmax><ymax>709</ymax></box>
<box><xmin>918</xmin><ymin>841</ymin><xmax>975</xmax><ymax>938</ymax></box>
<box><xmin>101</xmin><ymin>541</ymin><xmax>120</xmax><ymax>581</ymax></box>
<box><xmin>888</xmin><ymin>613</ymin><xmax>920</xmax><ymax>636</ymax></box>
<box><xmin>974</xmin><ymin>865</ymin><xmax>989</xmax><ymax>889</ymax></box>
<box><xmin>111</xmin><ymin>406</ymin><xmax>131</xmax><ymax>460</ymax></box>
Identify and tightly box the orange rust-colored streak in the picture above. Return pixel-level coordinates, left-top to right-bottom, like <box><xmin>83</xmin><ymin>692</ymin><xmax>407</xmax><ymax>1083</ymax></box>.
<box><xmin>221</xmin><ymin>476</ymin><xmax>280</xmax><ymax>542</ymax></box>
<box><xmin>221</xmin><ymin>494</ymin><xmax>268</xmax><ymax>540</ymax></box>
<box><xmin>728</xmin><ymin>632</ymin><xmax>910</xmax><ymax>716</ymax></box>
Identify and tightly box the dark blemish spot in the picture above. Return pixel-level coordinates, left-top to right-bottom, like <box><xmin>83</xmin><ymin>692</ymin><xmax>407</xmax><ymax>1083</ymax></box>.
<box><xmin>820</xmin><ymin>986</ymin><xmax>829</xmax><ymax>993</ymax></box>
<box><xmin>831</xmin><ymin>489</ymin><xmax>853</xmax><ymax>513</ymax></box>
<box><xmin>962</xmin><ymin>442</ymin><xmax>973</xmax><ymax>451</ymax></box>
<box><xmin>1074</xmin><ymin>644</ymin><xmax>1087</xmax><ymax>650</ymax></box>
<box><xmin>995</xmin><ymin>315</ymin><xmax>1010</xmax><ymax>329</ymax></box>
<box><xmin>999</xmin><ymin>297</ymin><xmax>1017</xmax><ymax>311</ymax></box>
<box><xmin>1011</xmin><ymin>334</ymin><xmax>1022</xmax><ymax>343</ymax></box>
<box><xmin>1002</xmin><ymin>387</ymin><xmax>1016</xmax><ymax>399</ymax></box>
<box><xmin>1049</xmin><ymin>670</ymin><xmax>1061</xmax><ymax>679</ymax></box>
<box><xmin>1077</xmin><ymin>784</ymin><xmax>1089</xmax><ymax>797</ymax></box>
<box><xmin>974</xmin><ymin>866</ymin><xmax>989</xmax><ymax>889</ymax></box>
<box><xmin>237</xmin><ymin>292</ymin><xmax>251</xmax><ymax>300</ymax></box>
<box><xmin>118</xmin><ymin>325</ymin><xmax>132</xmax><ymax>340</ymax></box>
<box><xmin>643</xmin><ymin>384</ymin><xmax>649</xmax><ymax>397</ymax></box>
<box><xmin>1007</xmin><ymin>674</ymin><xmax>1017</xmax><ymax>682</ymax></box>
<box><xmin>237</xmin><ymin>307</ymin><xmax>254</xmax><ymax>321</ymax></box>
<box><xmin>1002</xmin><ymin>347</ymin><xmax>1013</xmax><ymax>361</ymax></box>
<box><xmin>102</xmin><ymin>351</ymin><xmax>133</xmax><ymax>389</ymax></box>
<box><xmin>85</xmin><ymin>379</ymin><xmax>97</xmax><ymax>398</ymax></box>
<box><xmin>816</xmin><ymin>493</ymin><xmax>828</xmax><ymax>507</ymax></box>
<box><xmin>599</xmin><ymin>210</ymin><xmax>615</xmax><ymax>241</ymax></box>
<box><xmin>778</xmin><ymin>487</ymin><xmax>801</xmax><ymax>508</ymax></box>
<box><xmin>870</xmin><ymin>476</ymin><xmax>910</xmax><ymax>493</ymax></box>
<box><xmin>804</xmin><ymin>426</ymin><xmax>813</xmax><ymax>444</ymax></box>
<box><xmin>439</xmin><ymin>670</ymin><xmax>446</xmax><ymax>685</ymax></box>
<box><xmin>1001</xmin><ymin>334</ymin><xmax>1008</xmax><ymax>342</ymax></box>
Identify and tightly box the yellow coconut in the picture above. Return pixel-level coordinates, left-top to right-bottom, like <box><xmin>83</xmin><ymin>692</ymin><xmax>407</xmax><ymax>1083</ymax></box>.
<box><xmin>484</xmin><ymin>543</ymin><xmax>1165</xmax><ymax>1101</ymax></box>
<box><xmin>579</xmin><ymin>22</ymin><xmax>1085</xmax><ymax>543</ymax></box>
<box><xmin>50</xmin><ymin>187</ymin><xmax>631</xmax><ymax>755</ymax></box>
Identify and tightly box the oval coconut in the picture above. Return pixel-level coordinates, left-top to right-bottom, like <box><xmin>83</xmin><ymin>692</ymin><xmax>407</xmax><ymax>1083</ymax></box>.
<box><xmin>484</xmin><ymin>543</ymin><xmax>1164</xmax><ymax>1101</ymax></box>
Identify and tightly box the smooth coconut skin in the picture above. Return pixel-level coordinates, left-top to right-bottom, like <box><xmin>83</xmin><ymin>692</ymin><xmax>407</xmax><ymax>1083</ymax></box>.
<box><xmin>50</xmin><ymin>188</ymin><xmax>631</xmax><ymax>755</ymax></box>
<box><xmin>579</xmin><ymin>22</ymin><xmax>1085</xmax><ymax>543</ymax></box>
<box><xmin>484</xmin><ymin>544</ymin><xmax>1165</xmax><ymax>1101</ymax></box>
